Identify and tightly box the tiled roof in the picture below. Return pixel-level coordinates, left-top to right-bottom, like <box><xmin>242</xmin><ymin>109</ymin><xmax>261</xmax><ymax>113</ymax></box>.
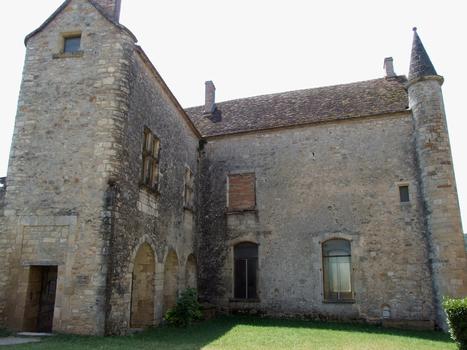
<box><xmin>185</xmin><ymin>76</ymin><xmax>409</xmax><ymax>137</ymax></box>
<box><xmin>408</xmin><ymin>28</ymin><xmax>437</xmax><ymax>81</ymax></box>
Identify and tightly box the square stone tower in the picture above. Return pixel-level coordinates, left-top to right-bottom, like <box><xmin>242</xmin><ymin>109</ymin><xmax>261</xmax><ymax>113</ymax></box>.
<box><xmin>0</xmin><ymin>0</ymin><xmax>136</xmax><ymax>335</ymax></box>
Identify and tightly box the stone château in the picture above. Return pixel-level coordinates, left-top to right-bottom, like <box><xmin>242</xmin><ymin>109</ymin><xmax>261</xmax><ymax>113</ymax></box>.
<box><xmin>0</xmin><ymin>0</ymin><xmax>465</xmax><ymax>335</ymax></box>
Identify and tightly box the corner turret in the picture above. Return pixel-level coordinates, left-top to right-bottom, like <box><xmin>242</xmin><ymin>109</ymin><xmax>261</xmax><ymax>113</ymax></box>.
<box><xmin>407</xmin><ymin>28</ymin><xmax>467</xmax><ymax>330</ymax></box>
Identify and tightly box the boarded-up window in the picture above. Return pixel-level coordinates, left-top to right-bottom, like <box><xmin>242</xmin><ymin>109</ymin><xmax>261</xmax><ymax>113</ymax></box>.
<box><xmin>227</xmin><ymin>173</ymin><xmax>256</xmax><ymax>211</ymax></box>
<box><xmin>142</xmin><ymin>128</ymin><xmax>160</xmax><ymax>190</ymax></box>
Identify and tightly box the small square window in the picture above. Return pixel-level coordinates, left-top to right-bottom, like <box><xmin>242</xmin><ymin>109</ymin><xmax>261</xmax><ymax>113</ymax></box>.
<box><xmin>64</xmin><ymin>35</ymin><xmax>81</xmax><ymax>53</ymax></box>
<box><xmin>399</xmin><ymin>185</ymin><xmax>410</xmax><ymax>203</ymax></box>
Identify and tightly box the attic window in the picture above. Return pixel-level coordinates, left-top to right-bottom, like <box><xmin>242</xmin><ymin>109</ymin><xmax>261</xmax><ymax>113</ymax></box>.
<box><xmin>64</xmin><ymin>35</ymin><xmax>81</xmax><ymax>53</ymax></box>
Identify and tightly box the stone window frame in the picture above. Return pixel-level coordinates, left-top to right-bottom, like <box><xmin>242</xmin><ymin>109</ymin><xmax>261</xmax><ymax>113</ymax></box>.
<box><xmin>395</xmin><ymin>181</ymin><xmax>412</xmax><ymax>205</ymax></box>
<box><xmin>321</xmin><ymin>238</ymin><xmax>356</xmax><ymax>304</ymax></box>
<box><xmin>53</xmin><ymin>31</ymin><xmax>84</xmax><ymax>59</ymax></box>
<box><xmin>183</xmin><ymin>165</ymin><xmax>194</xmax><ymax>211</ymax></box>
<box><xmin>226</xmin><ymin>172</ymin><xmax>257</xmax><ymax>213</ymax></box>
<box><xmin>229</xmin><ymin>238</ymin><xmax>261</xmax><ymax>303</ymax></box>
<box><xmin>140</xmin><ymin>127</ymin><xmax>161</xmax><ymax>193</ymax></box>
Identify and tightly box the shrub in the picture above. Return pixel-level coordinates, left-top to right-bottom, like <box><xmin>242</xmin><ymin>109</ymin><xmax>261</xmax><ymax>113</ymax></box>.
<box><xmin>164</xmin><ymin>288</ymin><xmax>202</xmax><ymax>327</ymax></box>
<box><xmin>443</xmin><ymin>297</ymin><xmax>467</xmax><ymax>350</ymax></box>
<box><xmin>0</xmin><ymin>328</ymin><xmax>11</xmax><ymax>338</ymax></box>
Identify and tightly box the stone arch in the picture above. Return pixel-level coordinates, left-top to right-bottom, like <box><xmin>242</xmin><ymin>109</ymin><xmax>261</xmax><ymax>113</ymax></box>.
<box><xmin>163</xmin><ymin>249</ymin><xmax>179</xmax><ymax>314</ymax></box>
<box><xmin>185</xmin><ymin>254</ymin><xmax>197</xmax><ymax>290</ymax></box>
<box><xmin>130</xmin><ymin>242</ymin><xmax>156</xmax><ymax>328</ymax></box>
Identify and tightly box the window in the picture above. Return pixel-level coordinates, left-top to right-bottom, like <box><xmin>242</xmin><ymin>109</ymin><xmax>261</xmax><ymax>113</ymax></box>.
<box><xmin>227</xmin><ymin>173</ymin><xmax>256</xmax><ymax>211</ymax></box>
<box><xmin>322</xmin><ymin>239</ymin><xmax>353</xmax><ymax>301</ymax></box>
<box><xmin>184</xmin><ymin>167</ymin><xmax>194</xmax><ymax>210</ymax></box>
<box><xmin>63</xmin><ymin>35</ymin><xmax>81</xmax><ymax>53</ymax></box>
<box><xmin>141</xmin><ymin>128</ymin><xmax>160</xmax><ymax>190</ymax></box>
<box><xmin>234</xmin><ymin>242</ymin><xmax>258</xmax><ymax>300</ymax></box>
<box><xmin>399</xmin><ymin>185</ymin><xmax>410</xmax><ymax>203</ymax></box>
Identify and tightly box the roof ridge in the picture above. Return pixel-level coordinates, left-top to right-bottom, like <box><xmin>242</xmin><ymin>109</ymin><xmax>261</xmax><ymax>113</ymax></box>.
<box><xmin>186</xmin><ymin>76</ymin><xmax>407</xmax><ymax>110</ymax></box>
<box><xmin>24</xmin><ymin>0</ymin><xmax>137</xmax><ymax>46</ymax></box>
<box><xmin>185</xmin><ymin>76</ymin><xmax>409</xmax><ymax>137</ymax></box>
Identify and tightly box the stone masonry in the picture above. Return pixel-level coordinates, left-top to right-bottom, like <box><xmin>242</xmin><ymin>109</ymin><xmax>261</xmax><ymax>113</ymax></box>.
<box><xmin>197</xmin><ymin>113</ymin><xmax>434</xmax><ymax>323</ymax></box>
<box><xmin>0</xmin><ymin>0</ymin><xmax>465</xmax><ymax>335</ymax></box>
<box><xmin>0</xmin><ymin>0</ymin><xmax>199</xmax><ymax>335</ymax></box>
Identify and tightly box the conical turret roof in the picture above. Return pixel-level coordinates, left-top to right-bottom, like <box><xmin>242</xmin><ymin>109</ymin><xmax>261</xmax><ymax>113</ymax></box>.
<box><xmin>408</xmin><ymin>28</ymin><xmax>437</xmax><ymax>80</ymax></box>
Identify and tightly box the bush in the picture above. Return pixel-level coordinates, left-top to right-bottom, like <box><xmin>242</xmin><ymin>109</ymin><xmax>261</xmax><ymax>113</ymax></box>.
<box><xmin>0</xmin><ymin>328</ymin><xmax>11</xmax><ymax>338</ymax></box>
<box><xmin>443</xmin><ymin>297</ymin><xmax>467</xmax><ymax>350</ymax></box>
<box><xmin>164</xmin><ymin>288</ymin><xmax>202</xmax><ymax>327</ymax></box>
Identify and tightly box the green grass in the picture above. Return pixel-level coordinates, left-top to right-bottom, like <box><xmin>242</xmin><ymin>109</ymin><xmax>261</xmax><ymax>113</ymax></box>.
<box><xmin>9</xmin><ymin>316</ymin><xmax>455</xmax><ymax>350</ymax></box>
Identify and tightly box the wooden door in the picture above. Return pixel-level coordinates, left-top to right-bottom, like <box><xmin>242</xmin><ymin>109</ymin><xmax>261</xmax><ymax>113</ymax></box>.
<box><xmin>37</xmin><ymin>266</ymin><xmax>57</xmax><ymax>333</ymax></box>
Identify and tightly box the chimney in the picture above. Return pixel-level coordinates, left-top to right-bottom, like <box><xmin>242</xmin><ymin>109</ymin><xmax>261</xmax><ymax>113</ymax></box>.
<box><xmin>94</xmin><ymin>0</ymin><xmax>122</xmax><ymax>22</ymax></box>
<box><xmin>384</xmin><ymin>57</ymin><xmax>396</xmax><ymax>77</ymax></box>
<box><xmin>204</xmin><ymin>81</ymin><xmax>216</xmax><ymax>115</ymax></box>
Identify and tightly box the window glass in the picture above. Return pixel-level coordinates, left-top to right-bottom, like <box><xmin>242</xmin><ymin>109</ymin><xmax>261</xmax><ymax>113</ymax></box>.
<box><xmin>322</xmin><ymin>239</ymin><xmax>353</xmax><ymax>301</ymax></box>
<box><xmin>142</xmin><ymin>128</ymin><xmax>160</xmax><ymax>190</ymax></box>
<box><xmin>234</xmin><ymin>242</ymin><xmax>258</xmax><ymax>299</ymax></box>
<box><xmin>64</xmin><ymin>36</ymin><xmax>81</xmax><ymax>53</ymax></box>
<box><xmin>399</xmin><ymin>185</ymin><xmax>410</xmax><ymax>203</ymax></box>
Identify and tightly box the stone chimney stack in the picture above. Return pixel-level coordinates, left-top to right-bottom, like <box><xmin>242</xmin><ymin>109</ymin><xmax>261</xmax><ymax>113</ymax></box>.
<box><xmin>204</xmin><ymin>81</ymin><xmax>216</xmax><ymax>115</ymax></box>
<box><xmin>383</xmin><ymin>57</ymin><xmax>396</xmax><ymax>77</ymax></box>
<box><xmin>94</xmin><ymin>0</ymin><xmax>122</xmax><ymax>22</ymax></box>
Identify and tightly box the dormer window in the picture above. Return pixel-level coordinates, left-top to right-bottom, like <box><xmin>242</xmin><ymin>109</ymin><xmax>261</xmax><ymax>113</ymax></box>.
<box><xmin>63</xmin><ymin>35</ymin><xmax>81</xmax><ymax>53</ymax></box>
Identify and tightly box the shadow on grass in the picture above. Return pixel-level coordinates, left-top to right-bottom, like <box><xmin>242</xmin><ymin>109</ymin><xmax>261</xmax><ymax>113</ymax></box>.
<box><xmin>11</xmin><ymin>315</ymin><xmax>454</xmax><ymax>349</ymax></box>
<box><xmin>225</xmin><ymin>315</ymin><xmax>453</xmax><ymax>344</ymax></box>
<box><xmin>13</xmin><ymin>318</ymin><xmax>237</xmax><ymax>350</ymax></box>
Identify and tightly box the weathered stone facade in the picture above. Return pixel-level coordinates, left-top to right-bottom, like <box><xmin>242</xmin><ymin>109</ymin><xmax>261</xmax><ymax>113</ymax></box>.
<box><xmin>0</xmin><ymin>178</ymin><xmax>5</xmax><ymax>215</ymax></box>
<box><xmin>0</xmin><ymin>0</ymin><xmax>199</xmax><ymax>335</ymax></box>
<box><xmin>197</xmin><ymin>113</ymin><xmax>434</xmax><ymax>324</ymax></box>
<box><xmin>0</xmin><ymin>1</ymin><xmax>465</xmax><ymax>335</ymax></box>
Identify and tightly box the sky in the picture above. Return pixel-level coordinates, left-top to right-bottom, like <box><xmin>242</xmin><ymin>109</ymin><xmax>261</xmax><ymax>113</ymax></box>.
<box><xmin>0</xmin><ymin>0</ymin><xmax>465</xmax><ymax>230</ymax></box>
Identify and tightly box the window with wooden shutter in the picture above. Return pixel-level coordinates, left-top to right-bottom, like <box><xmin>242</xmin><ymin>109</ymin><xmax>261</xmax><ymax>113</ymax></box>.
<box><xmin>227</xmin><ymin>173</ymin><xmax>256</xmax><ymax>211</ymax></box>
<box><xmin>141</xmin><ymin>128</ymin><xmax>160</xmax><ymax>191</ymax></box>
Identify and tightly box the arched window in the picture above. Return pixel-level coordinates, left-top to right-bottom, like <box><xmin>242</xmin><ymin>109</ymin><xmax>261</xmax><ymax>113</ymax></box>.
<box><xmin>234</xmin><ymin>242</ymin><xmax>258</xmax><ymax>300</ymax></box>
<box><xmin>322</xmin><ymin>239</ymin><xmax>353</xmax><ymax>301</ymax></box>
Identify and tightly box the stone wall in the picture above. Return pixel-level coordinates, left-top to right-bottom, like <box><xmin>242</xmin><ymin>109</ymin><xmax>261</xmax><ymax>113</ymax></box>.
<box><xmin>104</xmin><ymin>48</ymin><xmax>200</xmax><ymax>334</ymax></box>
<box><xmin>0</xmin><ymin>177</ymin><xmax>5</xmax><ymax>214</ymax></box>
<box><xmin>198</xmin><ymin>113</ymin><xmax>435</xmax><ymax>324</ymax></box>
<box><xmin>408</xmin><ymin>76</ymin><xmax>467</xmax><ymax>329</ymax></box>
<box><xmin>0</xmin><ymin>0</ymin><xmax>136</xmax><ymax>335</ymax></box>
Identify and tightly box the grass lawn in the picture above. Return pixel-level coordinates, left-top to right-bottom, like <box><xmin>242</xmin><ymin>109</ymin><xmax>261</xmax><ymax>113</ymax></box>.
<box><xmin>6</xmin><ymin>316</ymin><xmax>455</xmax><ymax>350</ymax></box>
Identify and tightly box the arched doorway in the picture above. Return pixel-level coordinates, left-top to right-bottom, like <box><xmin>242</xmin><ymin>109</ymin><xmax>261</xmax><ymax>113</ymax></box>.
<box><xmin>163</xmin><ymin>249</ymin><xmax>179</xmax><ymax>314</ymax></box>
<box><xmin>130</xmin><ymin>243</ymin><xmax>155</xmax><ymax>328</ymax></box>
<box><xmin>185</xmin><ymin>254</ymin><xmax>197</xmax><ymax>290</ymax></box>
